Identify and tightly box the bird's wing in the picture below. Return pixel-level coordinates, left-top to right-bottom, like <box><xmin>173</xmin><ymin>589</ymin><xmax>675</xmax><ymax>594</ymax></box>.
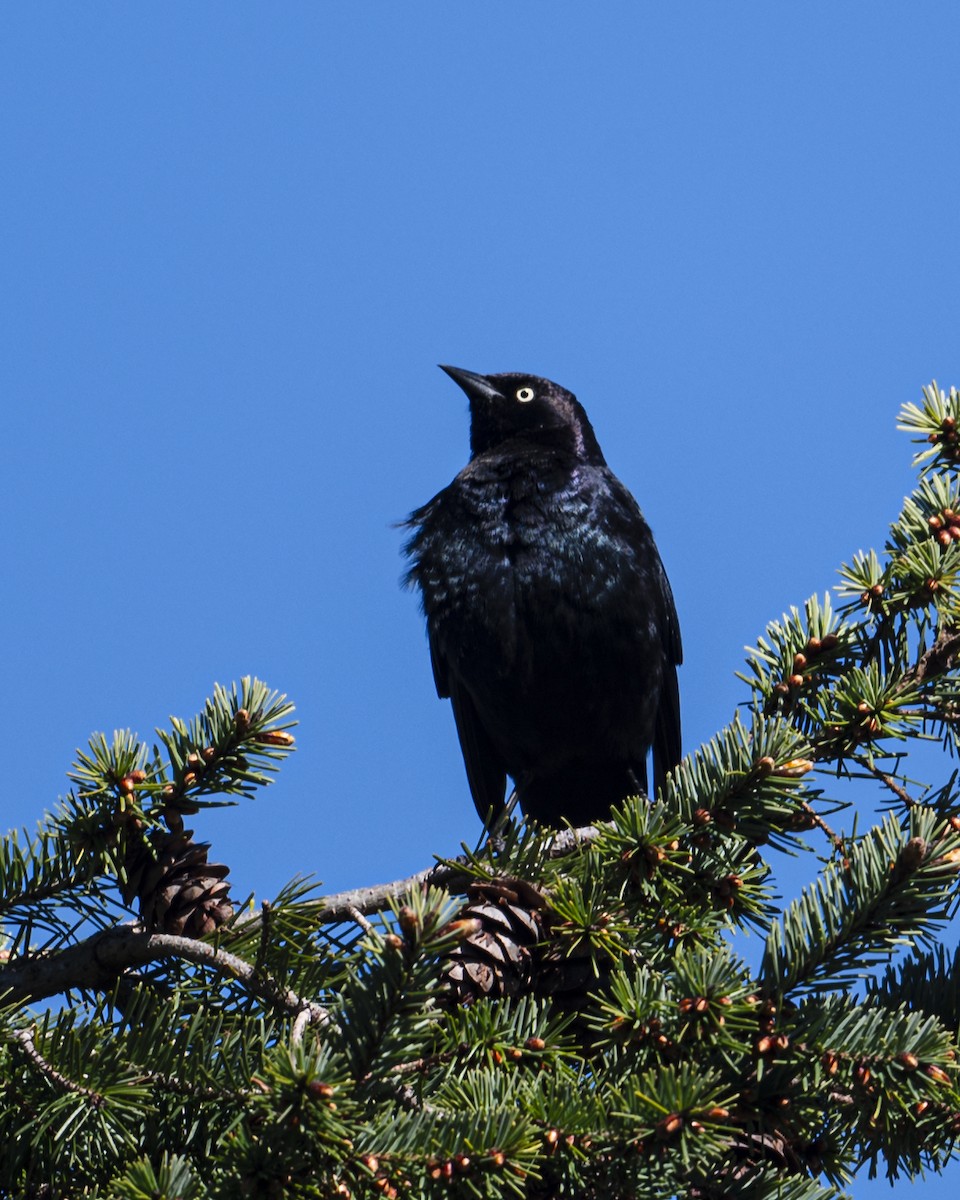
<box><xmin>652</xmin><ymin>549</ymin><xmax>683</xmax><ymax>797</ymax></box>
<box><xmin>429</xmin><ymin>630</ymin><xmax>508</xmax><ymax>826</ymax></box>
<box><xmin>603</xmin><ymin>471</ymin><xmax>683</xmax><ymax>797</ymax></box>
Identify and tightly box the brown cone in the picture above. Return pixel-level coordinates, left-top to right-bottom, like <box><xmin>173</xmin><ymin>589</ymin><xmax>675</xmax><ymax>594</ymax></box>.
<box><xmin>120</xmin><ymin>828</ymin><xmax>234</xmax><ymax>938</ymax></box>
<box><xmin>442</xmin><ymin>876</ymin><xmax>595</xmax><ymax>1006</ymax></box>
<box><xmin>443</xmin><ymin>878</ymin><xmax>546</xmax><ymax>1003</ymax></box>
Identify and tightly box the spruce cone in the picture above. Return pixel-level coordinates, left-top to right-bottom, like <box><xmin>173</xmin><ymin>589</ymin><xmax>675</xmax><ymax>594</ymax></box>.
<box><xmin>443</xmin><ymin>878</ymin><xmax>547</xmax><ymax>1002</ymax></box>
<box><xmin>120</xmin><ymin>828</ymin><xmax>234</xmax><ymax>938</ymax></box>
<box><xmin>442</xmin><ymin>877</ymin><xmax>602</xmax><ymax>1006</ymax></box>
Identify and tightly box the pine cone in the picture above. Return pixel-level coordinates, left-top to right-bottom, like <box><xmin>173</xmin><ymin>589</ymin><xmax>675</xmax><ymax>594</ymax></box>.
<box><xmin>120</xmin><ymin>828</ymin><xmax>234</xmax><ymax>938</ymax></box>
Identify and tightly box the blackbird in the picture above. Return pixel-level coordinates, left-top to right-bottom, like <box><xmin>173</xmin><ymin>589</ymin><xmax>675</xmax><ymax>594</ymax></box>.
<box><xmin>403</xmin><ymin>365</ymin><xmax>681</xmax><ymax>828</ymax></box>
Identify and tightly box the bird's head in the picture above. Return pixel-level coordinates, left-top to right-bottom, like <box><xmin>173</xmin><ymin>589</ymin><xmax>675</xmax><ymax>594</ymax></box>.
<box><xmin>439</xmin><ymin>365</ymin><xmax>606</xmax><ymax>464</ymax></box>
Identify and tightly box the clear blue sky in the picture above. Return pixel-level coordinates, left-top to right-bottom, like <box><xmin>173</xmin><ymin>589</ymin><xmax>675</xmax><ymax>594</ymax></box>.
<box><xmin>2</xmin><ymin>7</ymin><xmax>959</xmax><ymax>1193</ymax></box>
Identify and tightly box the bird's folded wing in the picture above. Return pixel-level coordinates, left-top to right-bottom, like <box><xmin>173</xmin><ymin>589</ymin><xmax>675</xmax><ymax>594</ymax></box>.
<box><xmin>449</xmin><ymin>679</ymin><xmax>508</xmax><ymax>826</ymax></box>
<box><xmin>430</xmin><ymin>630</ymin><xmax>507</xmax><ymax>825</ymax></box>
<box><xmin>653</xmin><ymin>550</ymin><xmax>683</xmax><ymax>797</ymax></box>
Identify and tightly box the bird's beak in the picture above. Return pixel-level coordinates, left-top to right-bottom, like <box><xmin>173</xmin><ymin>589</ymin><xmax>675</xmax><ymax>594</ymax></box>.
<box><xmin>438</xmin><ymin>364</ymin><xmax>505</xmax><ymax>404</ymax></box>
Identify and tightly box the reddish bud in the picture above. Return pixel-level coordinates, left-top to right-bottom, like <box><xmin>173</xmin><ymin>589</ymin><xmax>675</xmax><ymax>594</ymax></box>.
<box><xmin>772</xmin><ymin>758</ymin><xmax>814</xmax><ymax>777</ymax></box>
<box><xmin>897</xmin><ymin>1053</ymin><xmax>919</xmax><ymax>1071</ymax></box>
<box><xmin>936</xmin><ymin>847</ymin><xmax>960</xmax><ymax>871</ymax></box>
<box><xmin>254</xmin><ymin>730</ymin><xmax>296</xmax><ymax>746</ymax></box>
<box><xmin>235</xmin><ymin>708</ymin><xmax>251</xmax><ymax>732</ymax></box>
<box><xmin>438</xmin><ymin>917</ymin><xmax>483</xmax><ymax>940</ymax></box>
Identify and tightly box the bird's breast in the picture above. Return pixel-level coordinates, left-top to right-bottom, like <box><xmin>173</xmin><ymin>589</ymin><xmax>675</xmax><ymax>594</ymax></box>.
<box><xmin>422</xmin><ymin>468</ymin><xmax>650</xmax><ymax>674</ymax></box>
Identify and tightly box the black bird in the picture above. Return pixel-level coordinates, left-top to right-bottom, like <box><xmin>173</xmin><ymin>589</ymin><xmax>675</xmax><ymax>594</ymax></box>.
<box><xmin>403</xmin><ymin>366</ymin><xmax>682</xmax><ymax>828</ymax></box>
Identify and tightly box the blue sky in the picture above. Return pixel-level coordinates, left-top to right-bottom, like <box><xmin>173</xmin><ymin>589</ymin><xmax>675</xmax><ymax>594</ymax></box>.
<box><xmin>2</xmin><ymin>7</ymin><xmax>959</xmax><ymax>1192</ymax></box>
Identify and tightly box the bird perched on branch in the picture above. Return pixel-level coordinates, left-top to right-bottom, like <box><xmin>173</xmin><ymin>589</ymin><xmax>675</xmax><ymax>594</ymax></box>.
<box><xmin>403</xmin><ymin>366</ymin><xmax>682</xmax><ymax>829</ymax></box>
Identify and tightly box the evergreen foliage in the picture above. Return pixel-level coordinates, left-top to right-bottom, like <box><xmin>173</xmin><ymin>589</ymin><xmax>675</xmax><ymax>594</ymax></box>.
<box><xmin>4</xmin><ymin>383</ymin><xmax>960</xmax><ymax>1197</ymax></box>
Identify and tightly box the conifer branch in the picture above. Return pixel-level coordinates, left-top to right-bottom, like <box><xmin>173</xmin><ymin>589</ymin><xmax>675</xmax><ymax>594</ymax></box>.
<box><xmin>852</xmin><ymin>753</ymin><xmax>918</xmax><ymax>807</ymax></box>
<box><xmin>11</xmin><ymin>1027</ymin><xmax>103</xmax><ymax>1103</ymax></box>
<box><xmin>0</xmin><ymin>926</ymin><xmax>331</xmax><ymax>1026</ymax></box>
<box><xmin>911</xmin><ymin>626</ymin><xmax>960</xmax><ymax>684</ymax></box>
<box><xmin>314</xmin><ymin>823</ymin><xmax>600</xmax><ymax>923</ymax></box>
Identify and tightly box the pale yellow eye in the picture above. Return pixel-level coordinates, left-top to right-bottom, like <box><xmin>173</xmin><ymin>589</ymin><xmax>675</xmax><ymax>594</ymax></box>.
<box><xmin>516</xmin><ymin>386</ymin><xmax>535</xmax><ymax>403</ymax></box>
